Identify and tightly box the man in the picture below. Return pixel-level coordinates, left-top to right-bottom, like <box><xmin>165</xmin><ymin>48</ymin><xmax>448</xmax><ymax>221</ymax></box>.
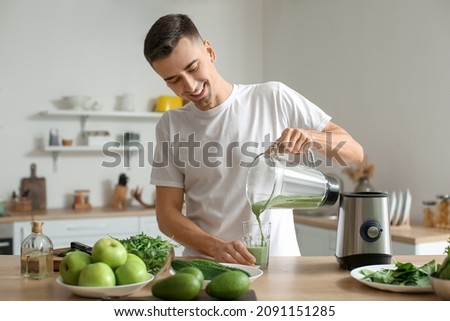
<box><xmin>144</xmin><ymin>14</ymin><xmax>364</xmax><ymax>265</ymax></box>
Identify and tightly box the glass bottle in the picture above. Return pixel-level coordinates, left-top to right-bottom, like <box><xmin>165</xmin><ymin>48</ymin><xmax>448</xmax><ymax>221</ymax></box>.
<box><xmin>20</xmin><ymin>221</ymin><xmax>54</xmax><ymax>279</ymax></box>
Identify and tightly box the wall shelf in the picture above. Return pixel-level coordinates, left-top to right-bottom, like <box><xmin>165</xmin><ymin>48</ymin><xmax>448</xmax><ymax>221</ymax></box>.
<box><xmin>44</xmin><ymin>145</ymin><xmax>138</xmax><ymax>152</ymax></box>
<box><xmin>39</xmin><ymin>109</ymin><xmax>161</xmax><ymax>171</ymax></box>
<box><xmin>40</xmin><ymin>109</ymin><xmax>164</xmax><ymax>118</ymax></box>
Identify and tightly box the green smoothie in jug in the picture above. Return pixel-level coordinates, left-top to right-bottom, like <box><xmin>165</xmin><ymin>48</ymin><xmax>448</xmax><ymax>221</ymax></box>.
<box><xmin>251</xmin><ymin>195</ymin><xmax>325</xmax><ymax>216</ymax></box>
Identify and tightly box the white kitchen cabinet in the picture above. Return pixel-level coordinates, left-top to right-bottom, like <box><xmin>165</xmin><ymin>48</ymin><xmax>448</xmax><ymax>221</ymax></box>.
<box><xmin>392</xmin><ymin>240</ymin><xmax>448</xmax><ymax>255</ymax></box>
<box><xmin>295</xmin><ymin>223</ymin><xmax>337</xmax><ymax>256</ymax></box>
<box><xmin>138</xmin><ymin>216</ymin><xmax>184</xmax><ymax>256</ymax></box>
<box><xmin>12</xmin><ymin>216</ymin><xmax>140</xmax><ymax>255</ymax></box>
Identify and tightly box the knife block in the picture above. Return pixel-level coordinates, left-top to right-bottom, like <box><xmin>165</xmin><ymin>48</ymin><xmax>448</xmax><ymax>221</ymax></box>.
<box><xmin>112</xmin><ymin>185</ymin><xmax>128</xmax><ymax>210</ymax></box>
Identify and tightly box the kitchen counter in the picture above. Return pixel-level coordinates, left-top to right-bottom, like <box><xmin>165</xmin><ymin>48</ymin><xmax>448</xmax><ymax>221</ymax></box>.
<box><xmin>294</xmin><ymin>214</ymin><xmax>450</xmax><ymax>245</ymax></box>
<box><xmin>0</xmin><ymin>206</ymin><xmax>155</xmax><ymax>223</ymax></box>
<box><xmin>2</xmin><ymin>207</ymin><xmax>448</xmax><ymax>245</ymax></box>
<box><xmin>0</xmin><ymin>254</ymin><xmax>445</xmax><ymax>301</ymax></box>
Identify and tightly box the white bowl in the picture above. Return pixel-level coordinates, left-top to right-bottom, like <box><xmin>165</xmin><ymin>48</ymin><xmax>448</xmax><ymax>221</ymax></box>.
<box><xmin>56</xmin><ymin>275</ymin><xmax>154</xmax><ymax>298</ymax></box>
<box><xmin>430</xmin><ymin>273</ymin><xmax>450</xmax><ymax>300</ymax></box>
<box><xmin>63</xmin><ymin>96</ymin><xmax>91</xmax><ymax>110</ymax></box>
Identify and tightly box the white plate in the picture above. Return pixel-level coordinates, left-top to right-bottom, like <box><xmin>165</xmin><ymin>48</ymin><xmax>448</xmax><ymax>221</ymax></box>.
<box><xmin>56</xmin><ymin>275</ymin><xmax>154</xmax><ymax>298</ymax></box>
<box><xmin>401</xmin><ymin>189</ymin><xmax>412</xmax><ymax>226</ymax></box>
<box><xmin>350</xmin><ymin>264</ymin><xmax>433</xmax><ymax>293</ymax></box>
<box><xmin>388</xmin><ymin>191</ymin><xmax>397</xmax><ymax>224</ymax></box>
<box><xmin>393</xmin><ymin>191</ymin><xmax>404</xmax><ymax>226</ymax></box>
<box><xmin>170</xmin><ymin>263</ymin><xmax>263</xmax><ymax>288</ymax></box>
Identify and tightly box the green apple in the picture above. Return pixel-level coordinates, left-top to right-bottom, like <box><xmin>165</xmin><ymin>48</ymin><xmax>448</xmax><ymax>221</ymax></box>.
<box><xmin>126</xmin><ymin>253</ymin><xmax>147</xmax><ymax>270</ymax></box>
<box><xmin>59</xmin><ymin>251</ymin><xmax>92</xmax><ymax>285</ymax></box>
<box><xmin>91</xmin><ymin>237</ymin><xmax>128</xmax><ymax>269</ymax></box>
<box><xmin>115</xmin><ymin>260</ymin><xmax>151</xmax><ymax>285</ymax></box>
<box><xmin>78</xmin><ymin>262</ymin><xmax>116</xmax><ymax>287</ymax></box>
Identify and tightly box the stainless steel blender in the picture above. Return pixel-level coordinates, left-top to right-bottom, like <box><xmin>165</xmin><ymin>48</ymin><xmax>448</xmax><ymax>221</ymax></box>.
<box><xmin>335</xmin><ymin>191</ymin><xmax>392</xmax><ymax>270</ymax></box>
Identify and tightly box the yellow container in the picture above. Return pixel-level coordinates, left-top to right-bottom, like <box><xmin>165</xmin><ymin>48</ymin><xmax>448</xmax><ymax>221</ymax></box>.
<box><xmin>155</xmin><ymin>96</ymin><xmax>183</xmax><ymax>112</ymax></box>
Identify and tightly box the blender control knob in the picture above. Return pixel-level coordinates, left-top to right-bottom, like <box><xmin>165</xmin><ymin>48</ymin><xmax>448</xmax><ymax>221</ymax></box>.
<box><xmin>367</xmin><ymin>226</ymin><xmax>380</xmax><ymax>239</ymax></box>
<box><xmin>360</xmin><ymin>220</ymin><xmax>383</xmax><ymax>242</ymax></box>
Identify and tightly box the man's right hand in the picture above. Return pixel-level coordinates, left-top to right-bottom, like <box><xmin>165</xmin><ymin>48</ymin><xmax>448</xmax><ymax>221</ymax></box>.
<box><xmin>213</xmin><ymin>240</ymin><xmax>257</xmax><ymax>266</ymax></box>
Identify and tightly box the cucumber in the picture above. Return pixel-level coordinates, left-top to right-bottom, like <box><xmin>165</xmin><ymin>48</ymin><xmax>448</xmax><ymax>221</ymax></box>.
<box><xmin>171</xmin><ymin>259</ymin><xmax>250</xmax><ymax>280</ymax></box>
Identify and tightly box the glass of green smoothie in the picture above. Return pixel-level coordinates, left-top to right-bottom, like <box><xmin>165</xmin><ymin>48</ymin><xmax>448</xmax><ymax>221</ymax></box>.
<box><xmin>242</xmin><ymin>220</ymin><xmax>271</xmax><ymax>269</ymax></box>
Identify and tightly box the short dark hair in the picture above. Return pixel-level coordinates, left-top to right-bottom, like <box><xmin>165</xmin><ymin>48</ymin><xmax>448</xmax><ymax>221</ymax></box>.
<box><xmin>143</xmin><ymin>14</ymin><xmax>203</xmax><ymax>65</ymax></box>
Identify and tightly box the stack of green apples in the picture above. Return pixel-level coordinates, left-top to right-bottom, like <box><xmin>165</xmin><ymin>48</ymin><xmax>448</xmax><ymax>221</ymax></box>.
<box><xmin>59</xmin><ymin>237</ymin><xmax>151</xmax><ymax>287</ymax></box>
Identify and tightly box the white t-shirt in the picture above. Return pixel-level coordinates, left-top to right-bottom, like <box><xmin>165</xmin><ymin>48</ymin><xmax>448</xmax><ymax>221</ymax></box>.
<box><xmin>150</xmin><ymin>81</ymin><xmax>331</xmax><ymax>257</ymax></box>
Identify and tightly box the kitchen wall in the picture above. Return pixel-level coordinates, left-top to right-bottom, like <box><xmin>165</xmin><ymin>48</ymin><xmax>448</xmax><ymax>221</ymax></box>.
<box><xmin>1</xmin><ymin>0</ymin><xmax>449</xmax><ymax>225</ymax></box>
<box><xmin>263</xmin><ymin>0</ymin><xmax>450</xmax><ymax>224</ymax></box>
<box><xmin>0</xmin><ymin>0</ymin><xmax>263</xmax><ymax>208</ymax></box>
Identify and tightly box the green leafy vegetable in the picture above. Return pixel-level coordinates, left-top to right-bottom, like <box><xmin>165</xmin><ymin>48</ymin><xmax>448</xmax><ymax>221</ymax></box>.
<box><xmin>359</xmin><ymin>260</ymin><xmax>439</xmax><ymax>287</ymax></box>
<box><xmin>115</xmin><ymin>232</ymin><xmax>178</xmax><ymax>275</ymax></box>
<box><xmin>171</xmin><ymin>259</ymin><xmax>251</xmax><ymax>279</ymax></box>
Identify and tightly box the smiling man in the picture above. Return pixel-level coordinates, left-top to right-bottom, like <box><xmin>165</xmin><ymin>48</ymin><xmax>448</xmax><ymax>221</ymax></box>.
<box><xmin>143</xmin><ymin>14</ymin><xmax>364</xmax><ymax>265</ymax></box>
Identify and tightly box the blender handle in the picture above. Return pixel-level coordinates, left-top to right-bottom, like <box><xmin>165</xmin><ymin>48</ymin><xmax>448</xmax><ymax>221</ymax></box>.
<box><xmin>305</xmin><ymin>148</ymin><xmax>316</xmax><ymax>168</ymax></box>
<box><xmin>268</xmin><ymin>142</ymin><xmax>316</xmax><ymax>168</ymax></box>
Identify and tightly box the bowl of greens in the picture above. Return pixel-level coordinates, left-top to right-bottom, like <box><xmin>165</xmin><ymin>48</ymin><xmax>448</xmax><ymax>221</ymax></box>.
<box><xmin>116</xmin><ymin>233</ymin><xmax>177</xmax><ymax>277</ymax></box>
<box><xmin>429</xmin><ymin>240</ymin><xmax>450</xmax><ymax>300</ymax></box>
<box><xmin>429</xmin><ymin>273</ymin><xmax>450</xmax><ymax>300</ymax></box>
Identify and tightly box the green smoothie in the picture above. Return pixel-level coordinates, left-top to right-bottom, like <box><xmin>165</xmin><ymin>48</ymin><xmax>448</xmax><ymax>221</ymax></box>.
<box><xmin>251</xmin><ymin>195</ymin><xmax>325</xmax><ymax>216</ymax></box>
<box><xmin>247</xmin><ymin>245</ymin><xmax>269</xmax><ymax>269</ymax></box>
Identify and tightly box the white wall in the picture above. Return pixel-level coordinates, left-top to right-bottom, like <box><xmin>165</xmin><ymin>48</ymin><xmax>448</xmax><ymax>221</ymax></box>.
<box><xmin>0</xmin><ymin>0</ymin><xmax>263</xmax><ymax>208</ymax></box>
<box><xmin>1</xmin><ymin>0</ymin><xmax>449</xmax><ymax>226</ymax></box>
<box><xmin>263</xmin><ymin>0</ymin><xmax>450</xmax><ymax>224</ymax></box>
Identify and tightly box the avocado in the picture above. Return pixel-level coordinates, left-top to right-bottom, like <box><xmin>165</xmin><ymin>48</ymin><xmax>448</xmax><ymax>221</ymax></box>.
<box><xmin>206</xmin><ymin>271</ymin><xmax>250</xmax><ymax>300</ymax></box>
<box><xmin>177</xmin><ymin>266</ymin><xmax>205</xmax><ymax>285</ymax></box>
<box><xmin>152</xmin><ymin>273</ymin><xmax>201</xmax><ymax>300</ymax></box>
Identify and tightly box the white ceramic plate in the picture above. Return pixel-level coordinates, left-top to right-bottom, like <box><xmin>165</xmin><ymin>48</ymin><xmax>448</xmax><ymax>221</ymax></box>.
<box><xmin>56</xmin><ymin>275</ymin><xmax>154</xmax><ymax>298</ymax></box>
<box><xmin>401</xmin><ymin>189</ymin><xmax>412</xmax><ymax>226</ymax></box>
<box><xmin>170</xmin><ymin>263</ymin><xmax>263</xmax><ymax>288</ymax></box>
<box><xmin>388</xmin><ymin>191</ymin><xmax>397</xmax><ymax>224</ymax></box>
<box><xmin>350</xmin><ymin>264</ymin><xmax>433</xmax><ymax>293</ymax></box>
<box><xmin>393</xmin><ymin>191</ymin><xmax>404</xmax><ymax>226</ymax></box>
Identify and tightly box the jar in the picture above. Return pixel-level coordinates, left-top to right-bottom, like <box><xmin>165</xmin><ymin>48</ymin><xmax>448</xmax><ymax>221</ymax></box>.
<box><xmin>422</xmin><ymin>200</ymin><xmax>437</xmax><ymax>227</ymax></box>
<box><xmin>436</xmin><ymin>194</ymin><xmax>450</xmax><ymax>228</ymax></box>
<box><xmin>73</xmin><ymin>190</ymin><xmax>91</xmax><ymax>210</ymax></box>
<box><xmin>49</xmin><ymin>128</ymin><xmax>60</xmax><ymax>146</ymax></box>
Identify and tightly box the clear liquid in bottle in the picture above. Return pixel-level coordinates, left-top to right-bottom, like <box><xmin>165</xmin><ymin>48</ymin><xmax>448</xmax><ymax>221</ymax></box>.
<box><xmin>20</xmin><ymin>221</ymin><xmax>54</xmax><ymax>280</ymax></box>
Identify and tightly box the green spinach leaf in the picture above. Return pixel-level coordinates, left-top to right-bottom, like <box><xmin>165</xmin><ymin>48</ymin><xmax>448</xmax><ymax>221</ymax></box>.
<box><xmin>359</xmin><ymin>259</ymin><xmax>438</xmax><ymax>287</ymax></box>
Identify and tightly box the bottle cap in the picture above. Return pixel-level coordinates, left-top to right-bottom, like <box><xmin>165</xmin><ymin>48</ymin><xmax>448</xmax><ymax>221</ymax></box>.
<box><xmin>31</xmin><ymin>221</ymin><xmax>43</xmax><ymax>233</ymax></box>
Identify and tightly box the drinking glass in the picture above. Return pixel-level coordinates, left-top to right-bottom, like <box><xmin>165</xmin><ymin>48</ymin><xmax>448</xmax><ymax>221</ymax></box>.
<box><xmin>242</xmin><ymin>220</ymin><xmax>271</xmax><ymax>269</ymax></box>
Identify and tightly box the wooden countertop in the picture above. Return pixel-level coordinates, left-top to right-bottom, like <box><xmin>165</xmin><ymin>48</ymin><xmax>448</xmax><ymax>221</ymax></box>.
<box><xmin>294</xmin><ymin>214</ymin><xmax>450</xmax><ymax>244</ymax></box>
<box><xmin>0</xmin><ymin>254</ymin><xmax>445</xmax><ymax>301</ymax></box>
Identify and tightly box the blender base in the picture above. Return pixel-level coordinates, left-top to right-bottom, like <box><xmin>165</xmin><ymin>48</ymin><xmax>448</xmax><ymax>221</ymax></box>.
<box><xmin>336</xmin><ymin>253</ymin><xmax>392</xmax><ymax>270</ymax></box>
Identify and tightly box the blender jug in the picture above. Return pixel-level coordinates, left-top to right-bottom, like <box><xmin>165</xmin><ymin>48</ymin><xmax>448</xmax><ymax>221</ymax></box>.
<box><xmin>246</xmin><ymin>150</ymin><xmax>340</xmax><ymax>215</ymax></box>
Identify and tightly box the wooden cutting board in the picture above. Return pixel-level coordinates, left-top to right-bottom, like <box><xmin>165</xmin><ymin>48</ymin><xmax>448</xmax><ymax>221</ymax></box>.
<box><xmin>20</xmin><ymin>163</ymin><xmax>46</xmax><ymax>211</ymax></box>
<box><xmin>102</xmin><ymin>290</ymin><xmax>257</xmax><ymax>301</ymax></box>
